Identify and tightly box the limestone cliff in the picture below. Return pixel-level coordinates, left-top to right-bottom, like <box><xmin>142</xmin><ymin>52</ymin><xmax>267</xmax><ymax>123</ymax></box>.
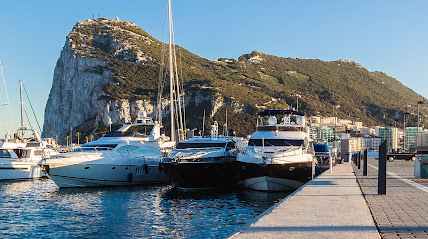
<box><xmin>43</xmin><ymin>19</ymin><xmax>166</xmax><ymax>139</ymax></box>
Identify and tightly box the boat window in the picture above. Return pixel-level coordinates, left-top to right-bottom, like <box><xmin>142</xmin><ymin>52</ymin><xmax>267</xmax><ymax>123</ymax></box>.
<box><xmin>134</xmin><ymin>148</ymin><xmax>161</xmax><ymax>159</ymax></box>
<box><xmin>103</xmin><ymin>131</ymin><xmax>136</xmax><ymax>137</ymax></box>
<box><xmin>34</xmin><ymin>150</ymin><xmax>44</xmax><ymax>156</ymax></box>
<box><xmin>226</xmin><ymin>142</ymin><xmax>235</xmax><ymax>151</ymax></box>
<box><xmin>13</xmin><ymin>149</ymin><xmax>23</xmax><ymax>158</ymax></box>
<box><xmin>248</xmin><ymin>139</ymin><xmax>304</xmax><ymax>147</ymax></box>
<box><xmin>26</xmin><ymin>142</ymin><xmax>41</xmax><ymax>147</ymax></box>
<box><xmin>117</xmin><ymin>145</ymin><xmax>140</xmax><ymax>153</ymax></box>
<box><xmin>177</xmin><ymin>142</ymin><xmax>227</xmax><ymax>149</ymax></box>
<box><xmin>0</xmin><ymin>149</ymin><xmax>11</xmax><ymax>158</ymax></box>
<box><xmin>126</xmin><ymin>125</ymin><xmax>154</xmax><ymax>137</ymax></box>
<box><xmin>75</xmin><ymin>144</ymin><xmax>118</xmax><ymax>152</ymax></box>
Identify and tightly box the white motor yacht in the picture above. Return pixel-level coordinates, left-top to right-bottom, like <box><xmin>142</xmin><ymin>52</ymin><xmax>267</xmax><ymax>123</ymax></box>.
<box><xmin>236</xmin><ymin>109</ymin><xmax>315</xmax><ymax>191</ymax></box>
<box><xmin>39</xmin><ymin>114</ymin><xmax>173</xmax><ymax>188</ymax></box>
<box><xmin>0</xmin><ymin>131</ymin><xmax>58</xmax><ymax>180</ymax></box>
<box><xmin>160</xmin><ymin>122</ymin><xmax>239</xmax><ymax>188</ymax></box>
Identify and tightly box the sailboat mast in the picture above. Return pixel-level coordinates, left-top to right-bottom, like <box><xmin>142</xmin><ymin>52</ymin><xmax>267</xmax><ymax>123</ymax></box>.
<box><xmin>168</xmin><ymin>0</ymin><xmax>175</xmax><ymax>142</ymax></box>
<box><xmin>19</xmin><ymin>80</ymin><xmax>24</xmax><ymax>137</ymax></box>
<box><xmin>0</xmin><ymin>59</ymin><xmax>13</xmax><ymax>139</ymax></box>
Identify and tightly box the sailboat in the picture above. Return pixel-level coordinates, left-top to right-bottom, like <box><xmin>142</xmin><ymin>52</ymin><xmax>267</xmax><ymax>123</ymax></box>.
<box><xmin>0</xmin><ymin>68</ymin><xmax>57</xmax><ymax>180</ymax></box>
<box><xmin>39</xmin><ymin>0</ymin><xmax>185</xmax><ymax>187</ymax></box>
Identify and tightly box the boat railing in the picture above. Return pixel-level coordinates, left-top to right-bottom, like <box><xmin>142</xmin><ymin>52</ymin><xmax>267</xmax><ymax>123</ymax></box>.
<box><xmin>246</xmin><ymin>145</ymin><xmax>300</xmax><ymax>159</ymax></box>
<box><xmin>173</xmin><ymin>148</ymin><xmax>224</xmax><ymax>161</ymax></box>
<box><xmin>65</xmin><ymin>146</ymin><xmax>115</xmax><ymax>159</ymax></box>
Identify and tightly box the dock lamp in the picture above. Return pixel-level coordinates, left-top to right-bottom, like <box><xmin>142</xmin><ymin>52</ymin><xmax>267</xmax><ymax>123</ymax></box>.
<box><xmin>404</xmin><ymin>112</ymin><xmax>410</xmax><ymax>151</ymax></box>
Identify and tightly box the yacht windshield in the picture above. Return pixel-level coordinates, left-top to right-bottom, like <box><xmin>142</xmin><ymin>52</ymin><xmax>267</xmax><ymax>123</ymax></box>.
<box><xmin>74</xmin><ymin>144</ymin><xmax>118</xmax><ymax>152</ymax></box>
<box><xmin>127</xmin><ymin>125</ymin><xmax>154</xmax><ymax>137</ymax></box>
<box><xmin>103</xmin><ymin>131</ymin><xmax>135</xmax><ymax>137</ymax></box>
<box><xmin>102</xmin><ymin>125</ymin><xmax>154</xmax><ymax>138</ymax></box>
<box><xmin>248</xmin><ymin>139</ymin><xmax>304</xmax><ymax>147</ymax></box>
<box><xmin>0</xmin><ymin>149</ymin><xmax>11</xmax><ymax>158</ymax></box>
<box><xmin>177</xmin><ymin>142</ymin><xmax>227</xmax><ymax>149</ymax></box>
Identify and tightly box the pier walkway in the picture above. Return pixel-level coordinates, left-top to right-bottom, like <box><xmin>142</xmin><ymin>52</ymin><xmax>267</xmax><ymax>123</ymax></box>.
<box><xmin>354</xmin><ymin>158</ymin><xmax>428</xmax><ymax>238</ymax></box>
<box><xmin>230</xmin><ymin>163</ymin><xmax>380</xmax><ymax>238</ymax></box>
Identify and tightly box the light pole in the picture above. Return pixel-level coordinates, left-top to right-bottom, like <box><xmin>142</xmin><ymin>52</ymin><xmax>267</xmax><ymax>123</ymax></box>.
<box><xmin>417</xmin><ymin>101</ymin><xmax>428</xmax><ymax>146</ymax></box>
<box><xmin>295</xmin><ymin>94</ymin><xmax>301</xmax><ymax>111</ymax></box>
<box><xmin>403</xmin><ymin>112</ymin><xmax>410</xmax><ymax>151</ymax></box>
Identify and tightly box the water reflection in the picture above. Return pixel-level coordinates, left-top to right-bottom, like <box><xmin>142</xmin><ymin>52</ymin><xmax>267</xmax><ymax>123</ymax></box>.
<box><xmin>0</xmin><ymin>179</ymin><xmax>291</xmax><ymax>238</ymax></box>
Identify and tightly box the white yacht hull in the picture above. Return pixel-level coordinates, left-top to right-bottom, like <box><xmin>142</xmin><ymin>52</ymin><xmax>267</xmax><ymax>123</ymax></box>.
<box><xmin>43</xmin><ymin>163</ymin><xmax>168</xmax><ymax>188</ymax></box>
<box><xmin>237</xmin><ymin>153</ymin><xmax>313</xmax><ymax>191</ymax></box>
<box><xmin>0</xmin><ymin>161</ymin><xmax>43</xmax><ymax>180</ymax></box>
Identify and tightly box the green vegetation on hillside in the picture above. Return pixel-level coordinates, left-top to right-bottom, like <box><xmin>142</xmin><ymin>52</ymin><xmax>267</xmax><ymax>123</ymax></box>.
<box><xmin>68</xmin><ymin>19</ymin><xmax>427</xmax><ymax>137</ymax></box>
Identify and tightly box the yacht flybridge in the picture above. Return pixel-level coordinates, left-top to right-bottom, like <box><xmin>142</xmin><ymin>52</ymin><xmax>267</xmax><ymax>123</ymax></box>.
<box><xmin>236</xmin><ymin>109</ymin><xmax>315</xmax><ymax>191</ymax></box>
<box><xmin>39</xmin><ymin>113</ymin><xmax>173</xmax><ymax>188</ymax></box>
<box><xmin>160</xmin><ymin>122</ymin><xmax>239</xmax><ymax>188</ymax></box>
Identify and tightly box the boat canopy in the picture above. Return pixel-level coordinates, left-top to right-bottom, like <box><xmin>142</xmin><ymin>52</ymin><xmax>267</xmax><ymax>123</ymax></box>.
<box><xmin>257</xmin><ymin>109</ymin><xmax>305</xmax><ymax>117</ymax></box>
<box><xmin>313</xmin><ymin>144</ymin><xmax>330</xmax><ymax>153</ymax></box>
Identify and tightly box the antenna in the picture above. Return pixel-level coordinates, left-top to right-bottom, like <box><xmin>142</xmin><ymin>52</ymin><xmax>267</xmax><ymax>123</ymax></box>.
<box><xmin>202</xmin><ymin>109</ymin><xmax>205</xmax><ymax>137</ymax></box>
<box><xmin>225</xmin><ymin>109</ymin><xmax>228</xmax><ymax>136</ymax></box>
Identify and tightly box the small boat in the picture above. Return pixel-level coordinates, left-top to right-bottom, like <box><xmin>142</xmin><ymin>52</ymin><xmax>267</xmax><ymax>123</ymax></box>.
<box><xmin>39</xmin><ymin>113</ymin><xmax>173</xmax><ymax>188</ymax></box>
<box><xmin>236</xmin><ymin>109</ymin><xmax>315</xmax><ymax>191</ymax></box>
<box><xmin>313</xmin><ymin>142</ymin><xmax>333</xmax><ymax>172</ymax></box>
<box><xmin>160</xmin><ymin>122</ymin><xmax>240</xmax><ymax>189</ymax></box>
<box><xmin>0</xmin><ymin>134</ymin><xmax>57</xmax><ymax>180</ymax></box>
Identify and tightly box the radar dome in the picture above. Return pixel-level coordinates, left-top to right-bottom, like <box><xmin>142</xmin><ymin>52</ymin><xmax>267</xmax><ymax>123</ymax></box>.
<box><xmin>296</xmin><ymin>116</ymin><xmax>305</xmax><ymax>125</ymax></box>
<box><xmin>268</xmin><ymin>116</ymin><xmax>277</xmax><ymax>125</ymax></box>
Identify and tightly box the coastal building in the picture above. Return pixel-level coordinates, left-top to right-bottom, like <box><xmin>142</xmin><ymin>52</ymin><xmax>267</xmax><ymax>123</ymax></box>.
<box><xmin>377</xmin><ymin>127</ymin><xmax>399</xmax><ymax>150</ymax></box>
<box><xmin>361</xmin><ymin>136</ymin><xmax>382</xmax><ymax>150</ymax></box>
<box><xmin>340</xmin><ymin>134</ymin><xmax>358</xmax><ymax>159</ymax></box>
<box><xmin>309</xmin><ymin>126</ymin><xmax>319</xmax><ymax>140</ymax></box>
<box><xmin>419</xmin><ymin>131</ymin><xmax>428</xmax><ymax>146</ymax></box>
<box><xmin>359</xmin><ymin>127</ymin><xmax>371</xmax><ymax>136</ymax></box>
<box><xmin>308</xmin><ymin>116</ymin><xmax>321</xmax><ymax>125</ymax></box>
<box><xmin>353</xmin><ymin>121</ymin><xmax>363</xmax><ymax>129</ymax></box>
<box><xmin>321</xmin><ymin>126</ymin><xmax>334</xmax><ymax>142</ymax></box>
<box><xmin>321</xmin><ymin>117</ymin><xmax>338</xmax><ymax>126</ymax></box>
<box><xmin>405</xmin><ymin>127</ymin><xmax>422</xmax><ymax>150</ymax></box>
<box><xmin>338</xmin><ymin>119</ymin><xmax>352</xmax><ymax>125</ymax></box>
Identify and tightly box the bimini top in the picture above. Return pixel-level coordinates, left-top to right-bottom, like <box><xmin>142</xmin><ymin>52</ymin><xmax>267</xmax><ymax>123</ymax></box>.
<box><xmin>257</xmin><ymin>109</ymin><xmax>305</xmax><ymax>117</ymax></box>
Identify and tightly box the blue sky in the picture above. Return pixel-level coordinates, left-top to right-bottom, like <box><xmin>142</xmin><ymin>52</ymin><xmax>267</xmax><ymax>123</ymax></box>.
<box><xmin>0</xmin><ymin>0</ymin><xmax>427</xmax><ymax>137</ymax></box>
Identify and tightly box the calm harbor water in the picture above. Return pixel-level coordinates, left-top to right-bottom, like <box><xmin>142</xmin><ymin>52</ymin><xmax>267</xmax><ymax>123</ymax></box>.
<box><xmin>0</xmin><ymin>179</ymin><xmax>290</xmax><ymax>238</ymax></box>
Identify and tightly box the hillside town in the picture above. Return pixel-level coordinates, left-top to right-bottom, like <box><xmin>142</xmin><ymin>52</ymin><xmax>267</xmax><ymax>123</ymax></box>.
<box><xmin>309</xmin><ymin>114</ymin><xmax>427</xmax><ymax>158</ymax></box>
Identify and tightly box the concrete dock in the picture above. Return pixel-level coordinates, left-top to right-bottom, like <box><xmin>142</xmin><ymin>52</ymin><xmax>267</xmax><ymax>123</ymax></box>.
<box><xmin>230</xmin><ymin>163</ymin><xmax>380</xmax><ymax>238</ymax></box>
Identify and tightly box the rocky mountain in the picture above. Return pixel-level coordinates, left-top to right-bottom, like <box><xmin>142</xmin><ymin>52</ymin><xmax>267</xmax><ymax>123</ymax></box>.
<box><xmin>43</xmin><ymin>18</ymin><xmax>427</xmax><ymax>141</ymax></box>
